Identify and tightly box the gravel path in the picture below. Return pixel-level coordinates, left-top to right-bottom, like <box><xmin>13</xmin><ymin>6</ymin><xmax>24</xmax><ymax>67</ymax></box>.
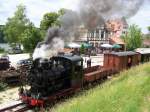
<box><xmin>0</xmin><ymin>87</ymin><xmax>19</xmax><ymax>105</ymax></box>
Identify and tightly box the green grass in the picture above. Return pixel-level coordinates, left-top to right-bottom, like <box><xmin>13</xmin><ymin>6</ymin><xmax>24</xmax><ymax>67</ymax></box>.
<box><xmin>51</xmin><ymin>63</ymin><xmax>150</xmax><ymax>112</ymax></box>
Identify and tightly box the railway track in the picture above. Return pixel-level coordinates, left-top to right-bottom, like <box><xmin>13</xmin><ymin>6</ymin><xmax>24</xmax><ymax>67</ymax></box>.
<box><xmin>0</xmin><ymin>101</ymin><xmax>31</xmax><ymax>112</ymax></box>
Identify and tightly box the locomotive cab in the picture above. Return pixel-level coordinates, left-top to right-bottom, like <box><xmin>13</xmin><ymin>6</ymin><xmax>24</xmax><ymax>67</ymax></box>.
<box><xmin>52</xmin><ymin>55</ymin><xmax>83</xmax><ymax>90</ymax></box>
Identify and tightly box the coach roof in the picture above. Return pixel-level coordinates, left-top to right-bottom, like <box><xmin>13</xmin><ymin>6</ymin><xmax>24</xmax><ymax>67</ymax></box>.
<box><xmin>53</xmin><ymin>54</ymin><xmax>83</xmax><ymax>62</ymax></box>
<box><xmin>110</xmin><ymin>51</ymin><xmax>138</xmax><ymax>56</ymax></box>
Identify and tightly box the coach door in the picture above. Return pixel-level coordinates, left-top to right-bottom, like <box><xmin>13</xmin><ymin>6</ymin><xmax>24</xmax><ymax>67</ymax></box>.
<box><xmin>127</xmin><ymin>56</ymin><xmax>132</xmax><ymax>68</ymax></box>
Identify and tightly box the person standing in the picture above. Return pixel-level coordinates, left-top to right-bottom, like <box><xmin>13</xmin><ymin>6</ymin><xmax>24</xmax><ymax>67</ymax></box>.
<box><xmin>87</xmin><ymin>56</ymin><xmax>91</xmax><ymax>68</ymax></box>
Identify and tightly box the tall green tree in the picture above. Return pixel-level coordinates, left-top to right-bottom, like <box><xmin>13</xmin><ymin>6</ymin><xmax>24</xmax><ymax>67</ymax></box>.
<box><xmin>148</xmin><ymin>26</ymin><xmax>150</xmax><ymax>33</ymax></box>
<box><xmin>4</xmin><ymin>4</ymin><xmax>31</xmax><ymax>44</ymax></box>
<box><xmin>40</xmin><ymin>8</ymin><xmax>66</xmax><ymax>32</ymax></box>
<box><xmin>122</xmin><ymin>24</ymin><xmax>142</xmax><ymax>50</ymax></box>
<box><xmin>55</xmin><ymin>8</ymin><xmax>67</xmax><ymax>27</ymax></box>
<box><xmin>21</xmin><ymin>23</ymin><xmax>42</xmax><ymax>52</ymax></box>
<box><xmin>58</xmin><ymin>8</ymin><xmax>66</xmax><ymax>16</ymax></box>
<box><xmin>80</xmin><ymin>44</ymin><xmax>85</xmax><ymax>54</ymax></box>
<box><xmin>40</xmin><ymin>12</ymin><xmax>59</xmax><ymax>38</ymax></box>
<box><xmin>0</xmin><ymin>25</ymin><xmax>6</xmax><ymax>43</ymax></box>
<box><xmin>40</xmin><ymin>12</ymin><xmax>59</xmax><ymax>31</ymax></box>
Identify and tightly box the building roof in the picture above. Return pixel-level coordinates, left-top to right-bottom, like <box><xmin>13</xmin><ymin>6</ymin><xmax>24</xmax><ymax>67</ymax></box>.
<box><xmin>106</xmin><ymin>18</ymin><xmax>128</xmax><ymax>32</ymax></box>
<box><xmin>110</xmin><ymin>51</ymin><xmax>138</xmax><ymax>56</ymax></box>
<box><xmin>135</xmin><ymin>48</ymin><xmax>150</xmax><ymax>54</ymax></box>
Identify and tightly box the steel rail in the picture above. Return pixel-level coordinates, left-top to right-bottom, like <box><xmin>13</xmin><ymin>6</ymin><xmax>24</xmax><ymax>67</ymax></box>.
<box><xmin>0</xmin><ymin>102</ymin><xmax>30</xmax><ymax>112</ymax></box>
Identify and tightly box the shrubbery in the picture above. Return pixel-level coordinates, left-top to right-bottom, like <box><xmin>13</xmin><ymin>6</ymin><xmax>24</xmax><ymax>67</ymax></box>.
<box><xmin>0</xmin><ymin>47</ymin><xmax>5</xmax><ymax>53</ymax></box>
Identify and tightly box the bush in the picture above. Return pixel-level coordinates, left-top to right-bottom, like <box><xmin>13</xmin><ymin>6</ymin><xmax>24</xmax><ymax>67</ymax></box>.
<box><xmin>80</xmin><ymin>44</ymin><xmax>85</xmax><ymax>54</ymax></box>
<box><xmin>0</xmin><ymin>47</ymin><xmax>5</xmax><ymax>53</ymax></box>
<box><xmin>122</xmin><ymin>24</ymin><xmax>142</xmax><ymax>50</ymax></box>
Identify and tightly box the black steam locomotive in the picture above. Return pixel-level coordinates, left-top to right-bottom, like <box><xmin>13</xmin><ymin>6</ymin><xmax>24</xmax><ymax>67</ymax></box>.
<box><xmin>19</xmin><ymin>54</ymin><xmax>83</xmax><ymax>106</ymax></box>
<box><xmin>19</xmin><ymin>50</ymin><xmax>150</xmax><ymax>107</ymax></box>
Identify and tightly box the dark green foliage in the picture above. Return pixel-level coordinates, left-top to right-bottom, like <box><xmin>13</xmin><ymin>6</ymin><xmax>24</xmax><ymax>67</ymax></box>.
<box><xmin>0</xmin><ymin>25</ymin><xmax>6</xmax><ymax>43</ymax></box>
<box><xmin>80</xmin><ymin>44</ymin><xmax>85</xmax><ymax>54</ymax></box>
<box><xmin>122</xmin><ymin>24</ymin><xmax>142</xmax><ymax>50</ymax></box>
<box><xmin>22</xmin><ymin>24</ymin><xmax>42</xmax><ymax>52</ymax></box>
<box><xmin>58</xmin><ymin>8</ymin><xmax>66</xmax><ymax>16</ymax></box>
<box><xmin>40</xmin><ymin>12</ymin><xmax>59</xmax><ymax>31</ymax></box>
<box><xmin>148</xmin><ymin>26</ymin><xmax>150</xmax><ymax>32</ymax></box>
<box><xmin>40</xmin><ymin>8</ymin><xmax>66</xmax><ymax>32</ymax></box>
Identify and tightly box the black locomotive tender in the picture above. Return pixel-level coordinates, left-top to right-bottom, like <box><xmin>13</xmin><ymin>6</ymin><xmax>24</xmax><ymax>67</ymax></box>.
<box><xmin>19</xmin><ymin>51</ymin><xmax>150</xmax><ymax>106</ymax></box>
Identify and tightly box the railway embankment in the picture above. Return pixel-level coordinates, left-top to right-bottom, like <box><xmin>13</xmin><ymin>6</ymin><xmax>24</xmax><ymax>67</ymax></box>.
<box><xmin>51</xmin><ymin>62</ymin><xmax>150</xmax><ymax>112</ymax></box>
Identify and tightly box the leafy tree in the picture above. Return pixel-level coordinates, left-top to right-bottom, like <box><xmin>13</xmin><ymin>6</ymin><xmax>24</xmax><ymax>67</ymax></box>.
<box><xmin>0</xmin><ymin>25</ymin><xmax>6</xmax><ymax>43</ymax></box>
<box><xmin>58</xmin><ymin>8</ymin><xmax>66</xmax><ymax>16</ymax></box>
<box><xmin>122</xmin><ymin>24</ymin><xmax>142</xmax><ymax>50</ymax></box>
<box><xmin>55</xmin><ymin>8</ymin><xmax>67</xmax><ymax>27</ymax></box>
<box><xmin>4</xmin><ymin>4</ymin><xmax>31</xmax><ymax>44</ymax></box>
<box><xmin>40</xmin><ymin>12</ymin><xmax>59</xmax><ymax>38</ymax></box>
<box><xmin>148</xmin><ymin>26</ymin><xmax>150</xmax><ymax>33</ymax></box>
<box><xmin>21</xmin><ymin>24</ymin><xmax>42</xmax><ymax>52</ymax></box>
<box><xmin>40</xmin><ymin>12</ymin><xmax>59</xmax><ymax>31</ymax></box>
<box><xmin>80</xmin><ymin>44</ymin><xmax>85</xmax><ymax>54</ymax></box>
<box><xmin>40</xmin><ymin>8</ymin><xmax>66</xmax><ymax>35</ymax></box>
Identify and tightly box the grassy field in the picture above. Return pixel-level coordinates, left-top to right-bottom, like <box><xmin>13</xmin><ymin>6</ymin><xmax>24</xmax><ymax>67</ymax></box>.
<box><xmin>51</xmin><ymin>63</ymin><xmax>150</xmax><ymax>112</ymax></box>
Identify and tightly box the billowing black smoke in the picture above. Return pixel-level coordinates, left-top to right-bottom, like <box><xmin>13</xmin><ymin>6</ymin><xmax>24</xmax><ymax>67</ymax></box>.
<box><xmin>45</xmin><ymin>27</ymin><xmax>60</xmax><ymax>45</ymax></box>
<box><xmin>33</xmin><ymin>10</ymin><xmax>81</xmax><ymax>60</ymax></box>
<box><xmin>45</xmin><ymin>10</ymin><xmax>81</xmax><ymax>44</ymax></box>
<box><xmin>79</xmin><ymin>0</ymin><xmax>145</xmax><ymax>29</ymax></box>
<box><xmin>33</xmin><ymin>0</ymin><xmax>147</xmax><ymax>60</ymax></box>
<box><xmin>33</xmin><ymin>27</ymin><xmax>64</xmax><ymax>59</ymax></box>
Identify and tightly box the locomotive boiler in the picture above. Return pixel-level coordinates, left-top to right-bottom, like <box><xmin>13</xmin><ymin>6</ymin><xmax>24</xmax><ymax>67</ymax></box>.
<box><xmin>19</xmin><ymin>54</ymin><xmax>83</xmax><ymax>106</ymax></box>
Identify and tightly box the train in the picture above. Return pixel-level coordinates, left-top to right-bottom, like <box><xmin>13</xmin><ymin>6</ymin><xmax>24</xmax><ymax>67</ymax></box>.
<box><xmin>19</xmin><ymin>50</ymin><xmax>150</xmax><ymax>107</ymax></box>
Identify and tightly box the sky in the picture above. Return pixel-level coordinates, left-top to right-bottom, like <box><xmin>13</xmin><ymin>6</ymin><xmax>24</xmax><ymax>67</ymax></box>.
<box><xmin>0</xmin><ymin>0</ymin><xmax>150</xmax><ymax>34</ymax></box>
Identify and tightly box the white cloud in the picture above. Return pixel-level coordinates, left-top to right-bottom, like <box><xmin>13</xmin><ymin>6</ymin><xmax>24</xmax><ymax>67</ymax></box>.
<box><xmin>0</xmin><ymin>0</ymin><xmax>79</xmax><ymax>26</ymax></box>
<box><xmin>0</xmin><ymin>0</ymin><xmax>19</xmax><ymax>24</ymax></box>
<box><xmin>128</xmin><ymin>1</ymin><xmax>150</xmax><ymax>33</ymax></box>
